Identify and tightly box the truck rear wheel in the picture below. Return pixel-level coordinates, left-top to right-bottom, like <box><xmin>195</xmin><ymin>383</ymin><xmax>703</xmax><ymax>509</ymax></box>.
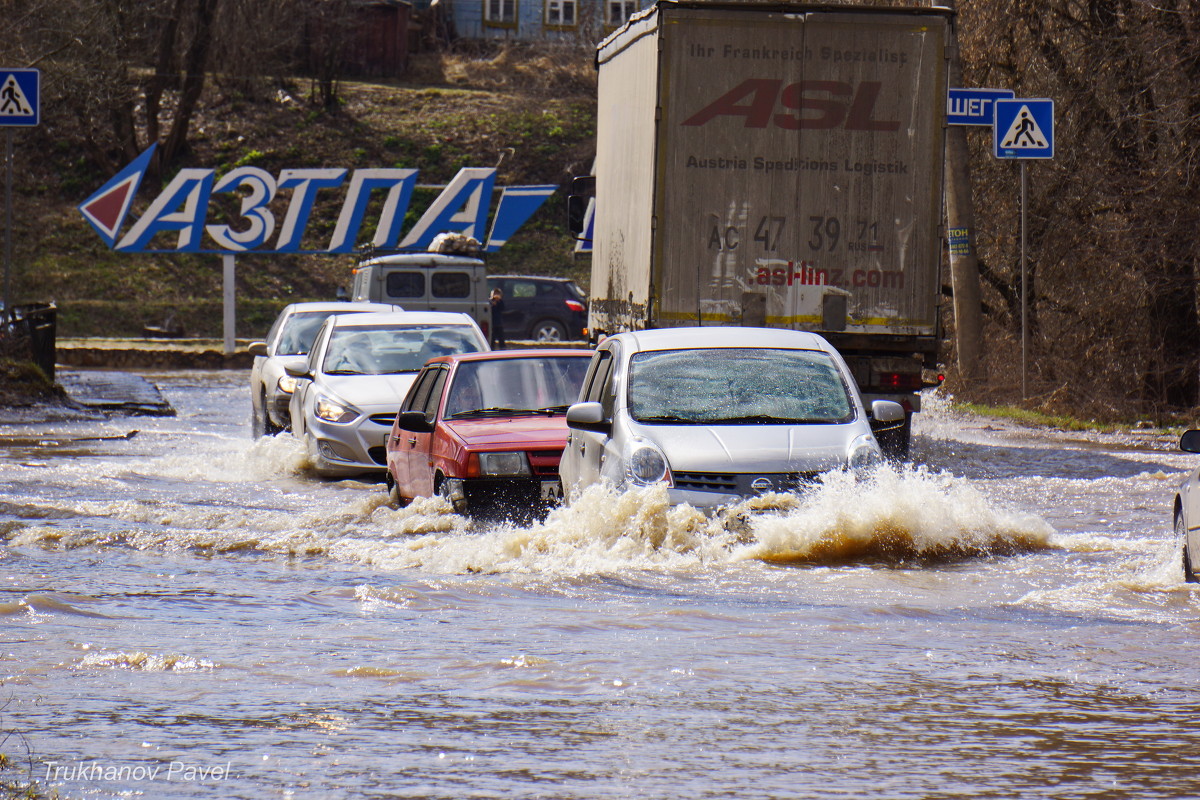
<box><xmin>874</xmin><ymin>413</ymin><xmax>911</xmax><ymax>461</ymax></box>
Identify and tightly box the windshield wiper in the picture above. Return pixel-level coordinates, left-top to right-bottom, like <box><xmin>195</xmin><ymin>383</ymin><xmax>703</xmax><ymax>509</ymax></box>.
<box><xmin>706</xmin><ymin>415</ymin><xmax>829</xmax><ymax>424</ymax></box>
<box><xmin>635</xmin><ymin>414</ymin><xmax>697</xmax><ymax>424</ymax></box>
<box><xmin>324</xmin><ymin>369</ymin><xmax>366</xmax><ymax>375</ymax></box>
<box><xmin>447</xmin><ymin>407</ymin><xmax>538</xmax><ymax>418</ymax></box>
<box><xmin>534</xmin><ymin>404</ymin><xmax>571</xmax><ymax>415</ymax></box>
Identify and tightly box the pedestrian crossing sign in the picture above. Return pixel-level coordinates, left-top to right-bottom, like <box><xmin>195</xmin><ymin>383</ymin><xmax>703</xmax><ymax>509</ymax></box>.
<box><xmin>993</xmin><ymin>98</ymin><xmax>1053</xmax><ymax>159</ymax></box>
<box><xmin>0</xmin><ymin>69</ymin><xmax>40</xmax><ymax>127</ymax></box>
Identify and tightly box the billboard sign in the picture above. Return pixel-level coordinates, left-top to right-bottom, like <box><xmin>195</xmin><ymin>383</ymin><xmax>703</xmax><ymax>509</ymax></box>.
<box><xmin>79</xmin><ymin>146</ymin><xmax>556</xmax><ymax>254</ymax></box>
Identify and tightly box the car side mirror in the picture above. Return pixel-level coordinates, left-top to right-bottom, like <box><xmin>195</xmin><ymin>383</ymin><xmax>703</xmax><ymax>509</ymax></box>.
<box><xmin>247</xmin><ymin>341</ymin><xmax>268</xmax><ymax>357</ymax></box>
<box><xmin>567</xmin><ymin>175</ymin><xmax>595</xmax><ymax>235</ymax></box>
<box><xmin>395</xmin><ymin>410</ymin><xmax>434</xmax><ymax>433</ymax></box>
<box><xmin>566</xmin><ymin>401</ymin><xmax>611</xmax><ymax>434</ymax></box>
<box><xmin>1181</xmin><ymin>429</ymin><xmax>1200</xmax><ymax>453</ymax></box>
<box><xmin>870</xmin><ymin>400</ymin><xmax>906</xmax><ymax>424</ymax></box>
<box><xmin>283</xmin><ymin>363</ymin><xmax>310</xmax><ymax>379</ymax></box>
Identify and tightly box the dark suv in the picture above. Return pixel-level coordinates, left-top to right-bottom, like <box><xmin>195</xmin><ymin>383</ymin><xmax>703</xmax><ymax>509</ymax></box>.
<box><xmin>487</xmin><ymin>275</ymin><xmax>588</xmax><ymax>342</ymax></box>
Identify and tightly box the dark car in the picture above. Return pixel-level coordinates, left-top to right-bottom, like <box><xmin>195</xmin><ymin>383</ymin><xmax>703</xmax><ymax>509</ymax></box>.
<box><xmin>486</xmin><ymin>275</ymin><xmax>587</xmax><ymax>342</ymax></box>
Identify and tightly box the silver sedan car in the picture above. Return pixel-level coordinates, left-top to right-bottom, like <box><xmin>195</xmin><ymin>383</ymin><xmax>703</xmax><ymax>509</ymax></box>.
<box><xmin>560</xmin><ymin>326</ymin><xmax>904</xmax><ymax>509</ymax></box>
<box><xmin>287</xmin><ymin>311</ymin><xmax>489</xmax><ymax>478</ymax></box>
<box><xmin>248</xmin><ymin>301</ymin><xmax>399</xmax><ymax>437</ymax></box>
<box><xmin>1175</xmin><ymin>430</ymin><xmax>1200</xmax><ymax>581</ymax></box>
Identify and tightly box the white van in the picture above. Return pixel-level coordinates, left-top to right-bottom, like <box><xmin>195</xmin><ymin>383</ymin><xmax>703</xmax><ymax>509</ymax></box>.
<box><xmin>349</xmin><ymin>251</ymin><xmax>491</xmax><ymax>339</ymax></box>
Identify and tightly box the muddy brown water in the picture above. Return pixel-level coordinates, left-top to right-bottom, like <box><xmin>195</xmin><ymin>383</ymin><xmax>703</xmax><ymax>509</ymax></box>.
<box><xmin>3</xmin><ymin>371</ymin><xmax>1199</xmax><ymax>799</ymax></box>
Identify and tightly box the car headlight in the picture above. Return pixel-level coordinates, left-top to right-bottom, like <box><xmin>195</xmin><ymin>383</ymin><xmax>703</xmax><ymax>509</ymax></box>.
<box><xmin>626</xmin><ymin>437</ymin><xmax>671</xmax><ymax>486</ymax></box>
<box><xmin>478</xmin><ymin>452</ymin><xmax>531</xmax><ymax>476</ymax></box>
<box><xmin>315</xmin><ymin>396</ymin><xmax>359</xmax><ymax>424</ymax></box>
<box><xmin>847</xmin><ymin>433</ymin><xmax>883</xmax><ymax>473</ymax></box>
<box><xmin>277</xmin><ymin>374</ymin><xmax>298</xmax><ymax>395</ymax></box>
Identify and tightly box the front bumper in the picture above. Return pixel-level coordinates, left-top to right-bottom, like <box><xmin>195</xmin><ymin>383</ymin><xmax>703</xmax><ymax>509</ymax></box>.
<box><xmin>442</xmin><ymin>476</ymin><xmax>564</xmax><ymax>519</ymax></box>
<box><xmin>661</xmin><ymin>470</ymin><xmax>824</xmax><ymax>509</ymax></box>
<box><xmin>305</xmin><ymin>417</ymin><xmax>391</xmax><ymax>477</ymax></box>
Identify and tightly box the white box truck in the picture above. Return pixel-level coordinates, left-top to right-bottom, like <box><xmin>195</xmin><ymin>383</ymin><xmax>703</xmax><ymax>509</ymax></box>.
<box><xmin>576</xmin><ymin>1</ymin><xmax>951</xmax><ymax>456</ymax></box>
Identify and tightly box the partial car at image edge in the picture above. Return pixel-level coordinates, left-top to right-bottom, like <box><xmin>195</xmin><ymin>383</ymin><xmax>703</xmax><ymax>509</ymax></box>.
<box><xmin>1175</xmin><ymin>428</ymin><xmax>1200</xmax><ymax>582</ymax></box>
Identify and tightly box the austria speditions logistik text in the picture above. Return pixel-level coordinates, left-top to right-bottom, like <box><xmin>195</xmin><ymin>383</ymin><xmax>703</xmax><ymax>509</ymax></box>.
<box><xmin>684</xmin><ymin>156</ymin><xmax>909</xmax><ymax>177</ymax></box>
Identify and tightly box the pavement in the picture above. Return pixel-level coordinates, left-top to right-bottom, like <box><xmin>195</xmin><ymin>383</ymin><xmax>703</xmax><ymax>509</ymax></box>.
<box><xmin>56</xmin><ymin>370</ymin><xmax>176</xmax><ymax>416</ymax></box>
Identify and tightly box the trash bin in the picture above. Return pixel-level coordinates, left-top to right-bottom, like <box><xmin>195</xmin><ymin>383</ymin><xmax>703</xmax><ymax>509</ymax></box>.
<box><xmin>3</xmin><ymin>302</ymin><xmax>57</xmax><ymax>381</ymax></box>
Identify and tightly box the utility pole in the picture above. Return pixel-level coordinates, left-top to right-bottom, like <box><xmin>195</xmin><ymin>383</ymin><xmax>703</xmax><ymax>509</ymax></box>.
<box><xmin>943</xmin><ymin>7</ymin><xmax>987</xmax><ymax>387</ymax></box>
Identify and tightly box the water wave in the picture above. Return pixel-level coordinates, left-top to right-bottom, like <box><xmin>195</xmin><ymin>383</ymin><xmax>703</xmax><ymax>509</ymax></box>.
<box><xmin>5</xmin><ymin>458</ymin><xmax>1054</xmax><ymax>577</ymax></box>
<box><xmin>78</xmin><ymin>649</ymin><xmax>217</xmax><ymax>671</ymax></box>
<box><xmin>342</xmin><ymin>464</ymin><xmax>1054</xmax><ymax>575</ymax></box>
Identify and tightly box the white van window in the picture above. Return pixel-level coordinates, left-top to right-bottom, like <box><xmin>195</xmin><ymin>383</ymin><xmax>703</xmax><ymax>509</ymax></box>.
<box><xmin>385</xmin><ymin>272</ymin><xmax>425</xmax><ymax>299</ymax></box>
<box><xmin>432</xmin><ymin>272</ymin><xmax>471</xmax><ymax>298</ymax></box>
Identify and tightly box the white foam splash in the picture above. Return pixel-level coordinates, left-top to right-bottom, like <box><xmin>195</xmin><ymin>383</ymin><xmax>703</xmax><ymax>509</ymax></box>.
<box><xmin>327</xmin><ymin>464</ymin><xmax>1053</xmax><ymax>576</ymax></box>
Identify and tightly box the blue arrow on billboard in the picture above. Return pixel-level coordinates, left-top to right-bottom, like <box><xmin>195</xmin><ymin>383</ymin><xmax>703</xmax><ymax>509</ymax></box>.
<box><xmin>485</xmin><ymin>185</ymin><xmax>557</xmax><ymax>252</ymax></box>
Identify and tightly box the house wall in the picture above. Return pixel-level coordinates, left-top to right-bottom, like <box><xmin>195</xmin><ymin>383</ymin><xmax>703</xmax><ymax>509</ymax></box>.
<box><xmin>450</xmin><ymin>0</ymin><xmax>650</xmax><ymax>43</ymax></box>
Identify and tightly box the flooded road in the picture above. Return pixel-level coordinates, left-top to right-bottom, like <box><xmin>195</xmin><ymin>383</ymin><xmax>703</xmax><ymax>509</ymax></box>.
<box><xmin>4</xmin><ymin>370</ymin><xmax>1200</xmax><ymax>799</ymax></box>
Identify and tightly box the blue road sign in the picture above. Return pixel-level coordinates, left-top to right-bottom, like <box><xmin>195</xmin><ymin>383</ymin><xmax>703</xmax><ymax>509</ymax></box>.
<box><xmin>947</xmin><ymin>88</ymin><xmax>1014</xmax><ymax>126</ymax></box>
<box><xmin>0</xmin><ymin>69</ymin><xmax>39</xmax><ymax>127</ymax></box>
<box><xmin>994</xmin><ymin>98</ymin><xmax>1054</xmax><ymax>159</ymax></box>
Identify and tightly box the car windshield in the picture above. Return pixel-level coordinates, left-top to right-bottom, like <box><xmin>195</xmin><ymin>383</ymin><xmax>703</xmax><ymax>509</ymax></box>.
<box><xmin>277</xmin><ymin>311</ymin><xmax>342</xmax><ymax>356</ymax></box>
<box><xmin>445</xmin><ymin>356</ymin><xmax>590</xmax><ymax>418</ymax></box>
<box><xmin>322</xmin><ymin>324</ymin><xmax>485</xmax><ymax>375</ymax></box>
<box><xmin>627</xmin><ymin>348</ymin><xmax>854</xmax><ymax>424</ymax></box>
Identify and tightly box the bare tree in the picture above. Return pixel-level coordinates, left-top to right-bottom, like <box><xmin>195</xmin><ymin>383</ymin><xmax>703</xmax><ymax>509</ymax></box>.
<box><xmin>958</xmin><ymin>0</ymin><xmax>1200</xmax><ymax>415</ymax></box>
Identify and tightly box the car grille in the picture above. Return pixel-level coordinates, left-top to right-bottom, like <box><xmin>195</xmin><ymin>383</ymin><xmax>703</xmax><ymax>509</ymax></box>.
<box><xmin>369</xmin><ymin>413</ymin><xmax>397</xmax><ymax>426</ymax></box>
<box><xmin>368</xmin><ymin>446</ymin><xmax>388</xmax><ymax>466</ymax></box>
<box><xmin>672</xmin><ymin>471</ymin><xmax>821</xmax><ymax>496</ymax></box>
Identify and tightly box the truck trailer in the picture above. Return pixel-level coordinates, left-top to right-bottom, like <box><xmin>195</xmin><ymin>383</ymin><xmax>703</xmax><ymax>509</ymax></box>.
<box><xmin>576</xmin><ymin>1</ymin><xmax>951</xmax><ymax>456</ymax></box>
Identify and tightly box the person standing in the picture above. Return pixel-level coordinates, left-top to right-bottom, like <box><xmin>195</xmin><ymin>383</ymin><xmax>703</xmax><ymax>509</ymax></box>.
<box><xmin>490</xmin><ymin>288</ymin><xmax>507</xmax><ymax>349</ymax></box>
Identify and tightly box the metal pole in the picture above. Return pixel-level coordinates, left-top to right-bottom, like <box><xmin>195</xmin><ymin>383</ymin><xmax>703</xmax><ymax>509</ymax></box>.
<box><xmin>223</xmin><ymin>254</ymin><xmax>236</xmax><ymax>355</ymax></box>
<box><xmin>1020</xmin><ymin>161</ymin><xmax>1028</xmax><ymax>400</ymax></box>
<box><xmin>3</xmin><ymin>129</ymin><xmax>12</xmax><ymax>323</ymax></box>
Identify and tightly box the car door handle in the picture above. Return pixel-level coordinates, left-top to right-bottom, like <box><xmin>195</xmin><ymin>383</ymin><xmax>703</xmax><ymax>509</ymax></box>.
<box><xmin>407</xmin><ymin>437</ymin><xmax>417</xmax><ymax>446</ymax></box>
<box><xmin>579</xmin><ymin>441</ymin><xmax>586</xmax><ymax>456</ymax></box>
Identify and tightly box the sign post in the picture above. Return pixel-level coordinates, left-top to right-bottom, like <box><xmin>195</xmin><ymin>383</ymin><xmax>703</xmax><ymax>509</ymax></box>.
<box><xmin>0</xmin><ymin>68</ymin><xmax>40</xmax><ymax>322</ymax></box>
<box><xmin>993</xmin><ymin>98</ymin><xmax>1054</xmax><ymax>399</ymax></box>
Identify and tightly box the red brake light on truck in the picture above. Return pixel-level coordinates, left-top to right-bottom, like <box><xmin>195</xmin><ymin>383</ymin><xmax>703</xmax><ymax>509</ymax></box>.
<box><xmin>877</xmin><ymin>372</ymin><xmax>923</xmax><ymax>392</ymax></box>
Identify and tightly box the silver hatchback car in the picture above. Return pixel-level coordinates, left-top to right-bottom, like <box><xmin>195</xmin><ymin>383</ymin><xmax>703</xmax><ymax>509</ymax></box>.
<box><xmin>287</xmin><ymin>311</ymin><xmax>489</xmax><ymax>478</ymax></box>
<box><xmin>559</xmin><ymin>327</ymin><xmax>904</xmax><ymax>509</ymax></box>
<box><xmin>1175</xmin><ymin>429</ymin><xmax>1200</xmax><ymax>581</ymax></box>
<box><xmin>248</xmin><ymin>302</ymin><xmax>400</xmax><ymax>437</ymax></box>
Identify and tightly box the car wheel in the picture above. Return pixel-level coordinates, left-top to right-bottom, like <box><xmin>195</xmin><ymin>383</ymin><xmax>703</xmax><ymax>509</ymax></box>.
<box><xmin>1178</xmin><ymin>510</ymin><xmax>1198</xmax><ymax>583</ymax></box>
<box><xmin>531</xmin><ymin>318</ymin><xmax>568</xmax><ymax>342</ymax></box>
<box><xmin>251</xmin><ymin>389</ymin><xmax>279</xmax><ymax>438</ymax></box>
<box><xmin>435</xmin><ymin>475</ymin><xmax>465</xmax><ymax>514</ymax></box>
<box><xmin>386</xmin><ymin>474</ymin><xmax>409</xmax><ymax>508</ymax></box>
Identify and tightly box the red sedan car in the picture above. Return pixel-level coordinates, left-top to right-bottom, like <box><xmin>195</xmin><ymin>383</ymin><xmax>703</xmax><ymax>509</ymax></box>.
<box><xmin>385</xmin><ymin>349</ymin><xmax>592</xmax><ymax>519</ymax></box>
